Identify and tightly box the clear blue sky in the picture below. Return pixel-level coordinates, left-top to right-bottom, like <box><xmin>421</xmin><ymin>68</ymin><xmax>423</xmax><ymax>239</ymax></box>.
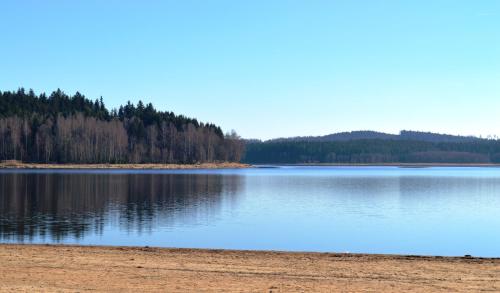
<box><xmin>1</xmin><ymin>1</ymin><xmax>499</xmax><ymax>139</ymax></box>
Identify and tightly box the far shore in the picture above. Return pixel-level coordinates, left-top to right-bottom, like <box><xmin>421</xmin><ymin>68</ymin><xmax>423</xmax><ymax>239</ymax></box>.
<box><xmin>280</xmin><ymin>162</ymin><xmax>500</xmax><ymax>167</ymax></box>
<box><xmin>0</xmin><ymin>244</ymin><xmax>499</xmax><ymax>292</ymax></box>
<box><xmin>0</xmin><ymin>160</ymin><xmax>251</xmax><ymax>170</ymax></box>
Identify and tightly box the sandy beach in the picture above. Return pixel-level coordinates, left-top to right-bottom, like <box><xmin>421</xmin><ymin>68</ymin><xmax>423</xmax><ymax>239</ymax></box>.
<box><xmin>0</xmin><ymin>244</ymin><xmax>499</xmax><ymax>292</ymax></box>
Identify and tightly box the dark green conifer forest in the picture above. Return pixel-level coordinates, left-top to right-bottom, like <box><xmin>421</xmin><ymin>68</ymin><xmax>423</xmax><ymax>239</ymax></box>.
<box><xmin>0</xmin><ymin>88</ymin><xmax>244</xmax><ymax>163</ymax></box>
<box><xmin>243</xmin><ymin>133</ymin><xmax>500</xmax><ymax>164</ymax></box>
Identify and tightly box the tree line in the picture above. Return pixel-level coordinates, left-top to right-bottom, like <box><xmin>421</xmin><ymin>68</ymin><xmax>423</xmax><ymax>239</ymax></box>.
<box><xmin>243</xmin><ymin>139</ymin><xmax>500</xmax><ymax>164</ymax></box>
<box><xmin>0</xmin><ymin>88</ymin><xmax>244</xmax><ymax>163</ymax></box>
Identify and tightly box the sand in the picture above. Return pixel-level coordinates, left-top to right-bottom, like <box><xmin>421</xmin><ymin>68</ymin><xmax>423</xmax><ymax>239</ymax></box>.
<box><xmin>0</xmin><ymin>161</ymin><xmax>250</xmax><ymax>169</ymax></box>
<box><xmin>0</xmin><ymin>244</ymin><xmax>499</xmax><ymax>292</ymax></box>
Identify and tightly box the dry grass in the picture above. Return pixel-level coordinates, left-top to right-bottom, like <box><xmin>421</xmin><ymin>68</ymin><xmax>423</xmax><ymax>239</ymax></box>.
<box><xmin>0</xmin><ymin>244</ymin><xmax>499</xmax><ymax>292</ymax></box>
<box><xmin>0</xmin><ymin>160</ymin><xmax>250</xmax><ymax>169</ymax></box>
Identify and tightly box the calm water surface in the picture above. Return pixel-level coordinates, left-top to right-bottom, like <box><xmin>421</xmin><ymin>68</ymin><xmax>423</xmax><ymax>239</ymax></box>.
<box><xmin>1</xmin><ymin>166</ymin><xmax>500</xmax><ymax>257</ymax></box>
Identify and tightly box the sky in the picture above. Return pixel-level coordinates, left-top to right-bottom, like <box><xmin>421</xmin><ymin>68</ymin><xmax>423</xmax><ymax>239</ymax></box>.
<box><xmin>1</xmin><ymin>1</ymin><xmax>499</xmax><ymax>140</ymax></box>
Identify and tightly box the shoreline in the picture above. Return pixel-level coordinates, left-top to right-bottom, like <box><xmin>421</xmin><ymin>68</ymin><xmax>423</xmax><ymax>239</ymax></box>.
<box><xmin>273</xmin><ymin>162</ymin><xmax>500</xmax><ymax>167</ymax></box>
<box><xmin>0</xmin><ymin>161</ymin><xmax>251</xmax><ymax>170</ymax></box>
<box><xmin>1</xmin><ymin>244</ymin><xmax>499</xmax><ymax>292</ymax></box>
<box><xmin>2</xmin><ymin>161</ymin><xmax>500</xmax><ymax>170</ymax></box>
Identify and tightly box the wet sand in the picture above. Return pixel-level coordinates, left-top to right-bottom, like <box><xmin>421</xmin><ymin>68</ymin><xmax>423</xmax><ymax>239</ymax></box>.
<box><xmin>0</xmin><ymin>244</ymin><xmax>499</xmax><ymax>292</ymax></box>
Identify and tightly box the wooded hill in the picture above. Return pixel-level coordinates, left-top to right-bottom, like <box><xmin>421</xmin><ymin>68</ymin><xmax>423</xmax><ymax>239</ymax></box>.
<box><xmin>0</xmin><ymin>88</ymin><xmax>244</xmax><ymax>163</ymax></box>
<box><xmin>267</xmin><ymin>130</ymin><xmax>482</xmax><ymax>143</ymax></box>
<box><xmin>244</xmin><ymin>131</ymin><xmax>500</xmax><ymax>164</ymax></box>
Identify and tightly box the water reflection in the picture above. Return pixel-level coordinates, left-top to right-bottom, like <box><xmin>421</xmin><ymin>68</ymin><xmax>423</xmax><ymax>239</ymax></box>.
<box><xmin>0</xmin><ymin>173</ymin><xmax>242</xmax><ymax>241</ymax></box>
<box><xmin>1</xmin><ymin>167</ymin><xmax>500</xmax><ymax>256</ymax></box>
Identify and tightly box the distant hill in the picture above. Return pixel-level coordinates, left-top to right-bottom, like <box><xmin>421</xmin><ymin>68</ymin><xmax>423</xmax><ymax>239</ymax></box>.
<box><xmin>266</xmin><ymin>130</ymin><xmax>481</xmax><ymax>143</ymax></box>
<box><xmin>244</xmin><ymin>131</ymin><xmax>498</xmax><ymax>164</ymax></box>
<box><xmin>399</xmin><ymin>131</ymin><xmax>481</xmax><ymax>143</ymax></box>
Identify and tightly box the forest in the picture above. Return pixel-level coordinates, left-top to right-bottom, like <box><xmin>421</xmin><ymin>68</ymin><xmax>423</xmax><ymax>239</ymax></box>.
<box><xmin>0</xmin><ymin>88</ymin><xmax>244</xmax><ymax>164</ymax></box>
<box><xmin>244</xmin><ymin>133</ymin><xmax>500</xmax><ymax>164</ymax></box>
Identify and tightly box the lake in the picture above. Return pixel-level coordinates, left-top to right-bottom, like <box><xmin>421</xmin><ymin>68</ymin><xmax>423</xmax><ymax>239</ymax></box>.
<box><xmin>1</xmin><ymin>166</ymin><xmax>500</xmax><ymax>257</ymax></box>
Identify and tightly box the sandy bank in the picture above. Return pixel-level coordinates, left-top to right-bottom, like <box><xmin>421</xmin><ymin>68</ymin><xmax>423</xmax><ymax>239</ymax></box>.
<box><xmin>0</xmin><ymin>161</ymin><xmax>250</xmax><ymax>169</ymax></box>
<box><xmin>0</xmin><ymin>244</ymin><xmax>499</xmax><ymax>292</ymax></box>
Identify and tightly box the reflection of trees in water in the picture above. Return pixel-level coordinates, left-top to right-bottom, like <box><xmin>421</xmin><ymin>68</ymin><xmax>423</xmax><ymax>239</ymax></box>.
<box><xmin>116</xmin><ymin>174</ymin><xmax>242</xmax><ymax>233</ymax></box>
<box><xmin>396</xmin><ymin>176</ymin><xmax>500</xmax><ymax>202</ymax></box>
<box><xmin>0</xmin><ymin>172</ymin><xmax>243</xmax><ymax>241</ymax></box>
